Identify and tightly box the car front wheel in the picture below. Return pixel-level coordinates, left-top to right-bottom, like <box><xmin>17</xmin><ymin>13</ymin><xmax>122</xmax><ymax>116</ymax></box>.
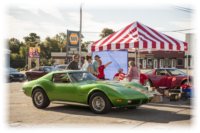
<box><xmin>32</xmin><ymin>88</ymin><xmax>50</xmax><ymax>109</ymax></box>
<box><xmin>89</xmin><ymin>92</ymin><xmax>111</xmax><ymax>114</ymax></box>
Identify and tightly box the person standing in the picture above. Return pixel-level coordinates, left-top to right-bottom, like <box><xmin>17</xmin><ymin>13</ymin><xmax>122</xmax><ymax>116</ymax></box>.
<box><xmin>92</xmin><ymin>55</ymin><xmax>101</xmax><ymax>75</ymax></box>
<box><xmin>82</xmin><ymin>56</ymin><xmax>97</xmax><ymax>75</ymax></box>
<box><xmin>113</xmin><ymin>68</ymin><xmax>125</xmax><ymax>81</ymax></box>
<box><xmin>126</xmin><ymin>61</ymin><xmax>140</xmax><ymax>82</ymax></box>
<box><xmin>67</xmin><ymin>54</ymin><xmax>79</xmax><ymax>70</ymax></box>
<box><xmin>97</xmin><ymin>60</ymin><xmax>112</xmax><ymax>80</ymax></box>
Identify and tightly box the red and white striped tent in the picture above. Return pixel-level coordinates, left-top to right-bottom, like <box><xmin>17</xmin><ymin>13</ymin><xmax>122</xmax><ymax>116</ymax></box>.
<box><xmin>88</xmin><ymin>21</ymin><xmax>188</xmax><ymax>52</ymax></box>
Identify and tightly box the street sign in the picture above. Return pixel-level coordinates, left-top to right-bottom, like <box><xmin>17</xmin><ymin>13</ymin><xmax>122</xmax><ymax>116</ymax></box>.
<box><xmin>67</xmin><ymin>30</ymin><xmax>80</xmax><ymax>48</ymax></box>
<box><xmin>29</xmin><ymin>47</ymin><xmax>40</xmax><ymax>58</ymax></box>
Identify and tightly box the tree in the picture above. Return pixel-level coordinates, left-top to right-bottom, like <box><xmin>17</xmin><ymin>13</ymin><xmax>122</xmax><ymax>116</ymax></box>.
<box><xmin>10</xmin><ymin>53</ymin><xmax>26</xmax><ymax>68</ymax></box>
<box><xmin>100</xmin><ymin>28</ymin><xmax>114</xmax><ymax>38</ymax></box>
<box><xmin>54</xmin><ymin>33</ymin><xmax>67</xmax><ymax>52</ymax></box>
<box><xmin>8</xmin><ymin>38</ymin><xmax>22</xmax><ymax>53</ymax></box>
<box><xmin>23</xmin><ymin>33</ymin><xmax>40</xmax><ymax>47</ymax></box>
<box><xmin>19</xmin><ymin>46</ymin><xmax>27</xmax><ymax>58</ymax></box>
<box><xmin>81</xmin><ymin>41</ymin><xmax>92</xmax><ymax>52</ymax></box>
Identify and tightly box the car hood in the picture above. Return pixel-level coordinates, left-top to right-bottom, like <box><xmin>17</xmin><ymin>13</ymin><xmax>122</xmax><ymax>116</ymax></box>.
<box><xmin>79</xmin><ymin>80</ymin><xmax>154</xmax><ymax>99</ymax></box>
<box><xmin>10</xmin><ymin>72</ymin><xmax>24</xmax><ymax>75</ymax></box>
<box><xmin>102</xmin><ymin>80</ymin><xmax>154</xmax><ymax>98</ymax></box>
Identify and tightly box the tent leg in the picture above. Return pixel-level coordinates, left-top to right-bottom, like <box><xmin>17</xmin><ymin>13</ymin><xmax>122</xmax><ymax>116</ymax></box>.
<box><xmin>138</xmin><ymin>49</ymin><xmax>141</xmax><ymax>81</ymax></box>
<box><xmin>187</xmin><ymin>51</ymin><xmax>189</xmax><ymax>85</ymax></box>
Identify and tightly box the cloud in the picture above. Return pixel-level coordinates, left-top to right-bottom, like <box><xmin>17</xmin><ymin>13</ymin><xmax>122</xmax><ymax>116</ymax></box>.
<box><xmin>7</xmin><ymin>6</ymin><xmax>70</xmax><ymax>40</ymax></box>
<box><xmin>169</xmin><ymin>20</ymin><xmax>192</xmax><ymax>29</ymax></box>
<box><xmin>6</xmin><ymin>6</ymin><xmax>191</xmax><ymax>42</ymax></box>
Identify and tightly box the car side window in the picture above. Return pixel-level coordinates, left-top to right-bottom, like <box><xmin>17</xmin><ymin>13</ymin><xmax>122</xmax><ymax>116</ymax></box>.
<box><xmin>43</xmin><ymin>67</ymin><xmax>51</xmax><ymax>72</ymax></box>
<box><xmin>156</xmin><ymin>69</ymin><xmax>166</xmax><ymax>76</ymax></box>
<box><xmin>39</xmin><ymin>67</ymin><xmax>43</xmax><ymax>71</ymax></box>
<box><xmin>52</xmin><ymin>73</ymin><xmax>71</xmax><ymax>83</ymax></box>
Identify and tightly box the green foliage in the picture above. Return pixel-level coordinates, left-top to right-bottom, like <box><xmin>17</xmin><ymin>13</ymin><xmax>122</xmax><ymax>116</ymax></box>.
<box><xmin>8</xmin><ymin>38</ymin><xmax>22</xmax><ymax>53</ymax></box>
<box><xmin>81</xmin><ymin>41</ymin><xmax>92</xmax><ymax>52</ymax></box>
<box><xmin>10</xmin><ymin>53</ymin><xmax>26</xmax><ymax>68</ymax></box>
<box><xmin>19</xmin><ymin>47</ymin><xmax>27</xmax><ymax>58</ymax></box>
<box><xmin>100</xmin><ymin>28</ymin><xmax>114</xmax><ymax>38</ymax></box>
<box><xmin>8</xmin><ymin>31</ymin><xmax>97</xmax><ymax>68</ymax></box>
<box><xmin>54</xmin><ymin>33</ymin><xmax>67</xmax><ymax>52</ymax></box>
<box><xmin>23</xmin><ymin>33</ymin><xmax>40</xmax><ymax>47</ymax></box>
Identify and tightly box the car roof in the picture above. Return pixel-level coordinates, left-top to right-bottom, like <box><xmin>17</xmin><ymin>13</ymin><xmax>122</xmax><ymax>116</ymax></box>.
<box><xmin>155</xmin><ymin>68</ymin><xmax>177</xmax><ymax>70</ymax></box>
<box><xmin>56</xmin><ymin>64</ymin><xmax>68</xmax><ymax>66</ymax></box>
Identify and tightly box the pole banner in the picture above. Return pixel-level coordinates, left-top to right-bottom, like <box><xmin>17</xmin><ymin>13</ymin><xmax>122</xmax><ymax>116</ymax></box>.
<box><xmin>67</xmin><ymin>30</ymin><xmax>80</xmax><ymax>48</ymax></box>
<box><xmin>29</xmin><ymin>47</ymin><xmax>40</xmax><ymax>58</ymax></box>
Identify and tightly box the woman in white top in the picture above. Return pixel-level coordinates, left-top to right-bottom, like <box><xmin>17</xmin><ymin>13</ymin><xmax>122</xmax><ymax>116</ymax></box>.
<box><xmin>82</xmin><ymin>56</ymin><xmax>97</xmax><ymax>76</ymax></box>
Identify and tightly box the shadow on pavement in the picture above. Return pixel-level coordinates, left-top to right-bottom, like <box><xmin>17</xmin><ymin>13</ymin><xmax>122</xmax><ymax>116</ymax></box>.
<box><xmin>148</xmin><ymin>98</ymin><xmax>192</xmax><ymax>109</ymax></box>
<box><xmin>43</xmin><ymin>103</ymin><xmax>191</xmax><ymax>124</ymax></box>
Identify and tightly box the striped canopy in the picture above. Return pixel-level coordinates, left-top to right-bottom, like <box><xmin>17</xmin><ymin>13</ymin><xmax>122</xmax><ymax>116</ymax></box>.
<box><xmin>88</xmin><ymin>21</ymin><xmax>188</xmax><ymax>52</ymax></box>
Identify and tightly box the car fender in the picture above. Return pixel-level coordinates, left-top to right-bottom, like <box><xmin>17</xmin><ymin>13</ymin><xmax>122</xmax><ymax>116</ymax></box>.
<box><xmin>87</xmin><ymin>85</ymin><xmax>124</xmax><ymax>106</ymax></box>
<box><xmin>31</xmin><ymin>79</ymin><xmax>53</xmax><ymax>98</ymax></box>
<box><xmin>87</xmin><ymin>87</ymin><xmax>110</xmax><ymax>99</ymax></box>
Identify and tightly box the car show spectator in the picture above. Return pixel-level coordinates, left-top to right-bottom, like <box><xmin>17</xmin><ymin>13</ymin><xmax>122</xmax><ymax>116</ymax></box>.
<box><xmin>93</xmin><ymin>55</ymin><xmax>101</xmax><ymax>75</ymax></box>
<box><xmin>126</xmin><ymin>61</ymin><xmax>140</xmax><ymax>82</ymax></box>
<box><xmin>67</xmin><ymin>54</ymin><xmax>79</xmax><ymax>70</ymax></box>
<box><xmin>82</xmin><ymin>56</ymin><xmax>97</xmax><ymax>76</ymax></box>
<box><xmin>97</xmin><ymin>60</ymin><xmax>112</xmax><ymax>80</ymax></box>
<box><xmin>113</xmin><ymin>68</ymin><xmax>125</xmax><ymax>81</ymax></box>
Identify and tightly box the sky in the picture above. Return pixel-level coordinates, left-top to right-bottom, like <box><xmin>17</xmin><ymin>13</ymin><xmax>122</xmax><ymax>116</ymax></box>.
<box><xmin>6</xmin><ymin>1</ymin><xmax>193</xmax><ymax>42</ymax></box>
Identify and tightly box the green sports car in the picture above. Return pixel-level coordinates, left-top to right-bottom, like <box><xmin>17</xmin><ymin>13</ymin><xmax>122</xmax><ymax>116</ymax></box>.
<box><xmin>22</xmin><ymin>70</ymin><xmax>154</xmax><ymax>114</ymax></box>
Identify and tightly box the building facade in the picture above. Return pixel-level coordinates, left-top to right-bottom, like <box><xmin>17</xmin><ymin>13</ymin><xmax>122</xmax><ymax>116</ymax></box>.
<box><xmin>128</xmin><ymin>51</ymin><xmax>185</xmax><ymax>69</ymax></box>
<box><xmin>52</xmin><ymin>33</ymin><xmax>194</xmax><ymax>69</ymax></box>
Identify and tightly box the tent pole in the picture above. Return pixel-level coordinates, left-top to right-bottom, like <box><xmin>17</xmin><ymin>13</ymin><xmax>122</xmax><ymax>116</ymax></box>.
<box><xmin>138</xmin><ymin>48</ymin><xmax>141</xmax><ymax>82</ymax></box>
<box><xmin>187</xmin><ymin>49</ymin><xmax>189</xmax><ymax>85</ymax></box>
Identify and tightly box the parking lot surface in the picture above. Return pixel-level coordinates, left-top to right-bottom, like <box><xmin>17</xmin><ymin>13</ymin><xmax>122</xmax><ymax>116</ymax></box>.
<box><xmin>8</xmin><ymin>82</ymin><xmax>192</xmax><ymax>128</ymax></box>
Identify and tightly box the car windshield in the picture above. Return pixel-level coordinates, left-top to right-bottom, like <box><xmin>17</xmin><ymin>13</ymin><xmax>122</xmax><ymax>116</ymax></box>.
<box><xmin>69</xmin><ymin>72</ymin><xmax>97</xmax><ymax>82</ymax></box>
<box><xmin>167</xmin><ymin>69</ymin><xmax>186</xmax><ymax>76</ymax></box>
<box><xmin>145</xmin><ymin>70</ymin><xmax>153</xmax><ymax>74</ymax></box>
<box><xmin>56</xmin><ymin>65</ymin><xmax>67</xmax><ymax>70</ymax></box>
<box><xmin>10</xmin><ymin>68</ymin><xmax>18</xmax><ymax>72</ymax></box>
<box><xmin>43</xmin><ymin>66</ymin><xmax>55</xmax><ymax>72</ymax></box>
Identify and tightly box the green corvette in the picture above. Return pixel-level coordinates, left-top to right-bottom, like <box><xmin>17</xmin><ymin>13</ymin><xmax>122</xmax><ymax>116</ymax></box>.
<box><xmin>22</xmin><ymin>70</ymin><xmax>154</xmax><ymax>114</ymax></box>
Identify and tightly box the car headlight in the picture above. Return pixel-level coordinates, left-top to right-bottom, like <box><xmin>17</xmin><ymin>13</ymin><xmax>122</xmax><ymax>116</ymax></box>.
<box><xmin>127</xmin><ymin>100</ymin><xmax>132</xmax><ymax>104</ymax></box>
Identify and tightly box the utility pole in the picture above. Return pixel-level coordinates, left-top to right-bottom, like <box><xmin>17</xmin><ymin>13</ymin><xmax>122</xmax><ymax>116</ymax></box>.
<box><xmin>79</xmin><ymin>4</ymin><xmax>82</xmax><ymax>68</ymax></box>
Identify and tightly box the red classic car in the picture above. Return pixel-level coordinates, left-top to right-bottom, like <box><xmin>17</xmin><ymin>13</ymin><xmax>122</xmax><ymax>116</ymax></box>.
<box><xmin>25</xmin><ymin>66</ymin><xmax>55</xmax><ymax>81</ymax></box>
<box><xmin>144</xmin><ymin>68</ymin><xmax>191</xmax><ymax>90</ymax></box>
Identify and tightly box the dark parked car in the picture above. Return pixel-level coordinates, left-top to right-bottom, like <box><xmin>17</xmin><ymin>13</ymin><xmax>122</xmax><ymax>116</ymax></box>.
<box><xmin>8</xmin><ymin>68</ymin><xmax>26</xmax><ymax>82</ymax></box>
<box><xmin>54</xmin><ymin>64</ymin><xmax>68</xmax><ymax>71</ymax></box>
<box><xmin>144</xmin><ymin>68</ymin><xmax>192</xmax><ymax>90</ymax></box>
<box><xmin>25</xmin><ymin>66</ymin><xmax>55</xmax><ymax>81</ymax></box>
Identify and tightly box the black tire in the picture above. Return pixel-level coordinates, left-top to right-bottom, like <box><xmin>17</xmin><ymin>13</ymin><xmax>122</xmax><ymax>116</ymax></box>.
<box><xmin>89</xmin><ymin>92</ymin><xmax>111</xmax><ymax>114</ymax></box>
<box><xmin>182</xmin><ymin>80</ymin><xmax>191</xmax><ymax>86</ymax></box>
<box><xmin>32</xmin><ymin>88</ymin><xmax>50</xmax><ymax>109</ymax></box>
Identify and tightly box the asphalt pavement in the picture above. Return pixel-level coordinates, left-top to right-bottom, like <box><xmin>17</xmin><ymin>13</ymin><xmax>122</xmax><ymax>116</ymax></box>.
<box><xmin>7</xmin><ymin>82</ymin><xmax>192</xmax><ymax>128</ymax></box>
